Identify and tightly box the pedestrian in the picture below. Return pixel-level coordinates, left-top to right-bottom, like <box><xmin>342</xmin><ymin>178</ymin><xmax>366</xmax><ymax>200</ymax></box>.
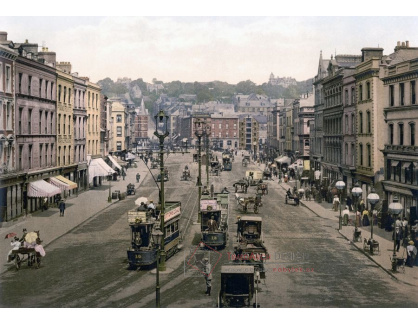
<box><xmin>406</xmin><ymin>240</ymin><xmax>417</xmax><ymax>267</ymax></box>
<box><xmin>392</xmin><ymin>227</ymin><xmax>402</xmax><ymax>252</ymax></box>
<box><xmin>342</xmin><ymin>206</ymin><xmax>350</xmax><ymax>226</ymax></box>
<box><xmin>122</xmin><ymin>169</ymin><xmax>126</xmax><ymax>181</ymax></box>
<box><xmin>356</xmin><ymin>210</ymin><xmax>361</xmax><ymax>228</ymax></box>
<box><xmin>43</xmin><ymin>197</ymin><xmax>48</xmax><ymax>211</ymax></box>
<box><xmin>59</xmin><ymin>200</ymin><xmax>66</xmax><ymax>217</ymax></box>
<box><xmin>362</xmin><ymin>209</ymin><xmax>370</xmax><ymax>226</ymax></box>
<box><xmin>333</xmin><ymin>195</ymin><xmax>340</xmax><ymax>211</ymax></box>
<box><xmin>136</xmin><ymin>173</ymin><xmax>140</xmax><ymax>183</ymax></box>
<box><xmin>346</xmin><ymin>196</ymin><xmax>353</xmax><ymax>211</ymax></box>
<box><xmin>202</xmin><ymin>258</ymin><xmax>212</xmax><ymax>296</ymax></box>
<box><xmin>359</xmin><ymin>199</ymin><xmax>365</xmax><ymax>214</ymax></box>
<box><xmin>372</xmin><ymin>209</ymin><xmax>378</xmax><ymax>226</ymax></box>
<box><xmin>7</xmin><ymin>237</ymin><xmax>21</xmax><ymax>262</ymax></box>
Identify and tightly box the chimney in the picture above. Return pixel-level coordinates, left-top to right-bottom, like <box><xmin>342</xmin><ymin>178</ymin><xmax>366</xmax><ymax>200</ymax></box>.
<box><xmin>406</xmin><ymin>40</ymin><xmax>409</xmax><ymax>47</ymax></box>
<box><xmin>397</xmin><ymin>41</ymin><xmax>401</xmax><ymax>46</ymax></box>
<box><xmin>0</xmin><ymin>31</ymin><xmax>7</xmax><ymax>41</ymax></box>
<box><xmin>402</xmin><ymin>42</ymin><xmax>406</xmax><ymax>47</ymax></box>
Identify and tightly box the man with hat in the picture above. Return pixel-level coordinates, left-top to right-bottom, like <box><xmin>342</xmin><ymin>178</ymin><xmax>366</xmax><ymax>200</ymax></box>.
<box><xmin>406</xmin><ymin>240</ymin><xmax>417</xmax><ymax>267</ymax></box>
<box><xmin>202</xmin><ymin>258</ymin><xmax>212</xmax><ymax>296</ymax></box>
<box><xmin>7</xmin><ymin>237</ymin><xmax>21</xmax><ymax>262</ymax></box>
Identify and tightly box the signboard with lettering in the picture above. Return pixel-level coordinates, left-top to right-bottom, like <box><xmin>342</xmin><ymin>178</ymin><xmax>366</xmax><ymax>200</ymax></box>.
<box><xmin>164</xmin><ymin>206</ymin><xmax>181</xmax><ymax>223</ymax></box>
<box><xmin>200</xmin><ymin>199</ymin><xmax>218</xmax><ymax>211</ymax></box>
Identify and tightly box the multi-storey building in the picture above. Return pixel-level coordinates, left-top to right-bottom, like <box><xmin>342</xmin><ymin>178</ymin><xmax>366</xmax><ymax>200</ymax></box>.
<box><xmin>322</xmin><ymin>54</ymin><xmax>361</xmax><ymax>185</ymax></box>
<box><xmin>234</xmin><ymin>93</ymin><xmax>273</xmax><ymax>115</ymax></box>
<box><xmin>354</xmin><ymin>48</ymin><xmax>386</xmax><ymax>196</ymax></box>
<box><xmin>110</xmin><ymin>100</ymin><xmax>128</xmax><ymax>153</ymax></box>
<box><xmin>56</xmin><ymin>63</ymin><xmax>77</xmax><ymax>196</ymax></box>
<box><xmin>381</xmin><ymin>41</ymin><xmax>418</xmax><ymax>222</ymax></box>
<box><xmin>0</xmin><ymin>40</ymin><xmax>17</xmax><ymax>222</ymax></box>
<box><xmin>239</xmin><ymin>115</ymin><xmax>259</xmax><ymax>156</ymax></box>
<box><xmin>292</xmin><ymin>94</ymin><xmax>314</xmax><ymax>161</ymax></box>
<box><xmin>85</xmin><ymin>79</ymin><xmax>101</xmax><ymax>158</ymax></box>
<box><xmin>210</xmin><ymin>114</ymin><xmax>239</xmax><ymax>150</ymax></box>
<box><xmin>134</xmin><ymin>99</ymin><xmax>149</xmax><ymax>150</ymax></box>
<box><xmin>311</xmin><ymin>51</ymin><xmax>330</xmax><ymax>174</ymax></box>
<box><xmin>341</xmin><ymin>70</ymin><xmax>357</xmax><ymax>192</ymax></box>
<box><xmin>72</xmin><ymin>72</ymin><xmax>88</xmax><ymax>191</ymax></box>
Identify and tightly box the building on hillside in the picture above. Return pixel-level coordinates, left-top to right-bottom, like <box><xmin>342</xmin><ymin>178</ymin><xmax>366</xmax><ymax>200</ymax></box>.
<box><xmin>234</xmin><ymin>93</ymin><xmax>274</xmax><ymax>115</ymax></box>
<box><xmin>268</xmin><ymin>73</ymin><xmax>297</xmax><ymax>88</ymax></box>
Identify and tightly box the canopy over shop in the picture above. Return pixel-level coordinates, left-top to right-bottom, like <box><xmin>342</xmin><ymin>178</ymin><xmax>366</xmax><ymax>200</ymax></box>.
<box><xmin>88</xmin><ymin>158</ymin><xmax>116</xmax><ymax>183</ymax></box>
<box><xmin>28</xmin><ymin>180</ymin><xmax>62</xmax><ymax>198</ymax></box>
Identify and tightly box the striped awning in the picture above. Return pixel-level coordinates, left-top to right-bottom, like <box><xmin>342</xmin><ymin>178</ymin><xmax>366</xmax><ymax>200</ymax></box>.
<box><xmin>55</xmin><ymin>175</ymin><xmax>78</xmax><ymax>190</ymax></box>
<box><xmin>88</xmin><ymin>158</ymin><xmax>116</xmax><ymax>183</ymax></box>
<box><xmin>49</xmin><ymin>177</ymin><xmax>70</xmax><ymax>191</ymax></box>
<box><xmin>28</xmin><ymin>180</ymin><xmax>61</xmax><ymax>198</ymax></box>
<box><xmin>107</xmin><ymin>155</ymin><xmax>122</xmax><ymax>170</ymax></box>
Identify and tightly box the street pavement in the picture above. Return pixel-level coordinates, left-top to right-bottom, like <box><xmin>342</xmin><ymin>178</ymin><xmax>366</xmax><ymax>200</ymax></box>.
<box><xmin>277</xmin><ymin>178</ymin><xmax>418</xmax><ymax>286</ymax></box>
<box><xmin>0</xmin><ymin>158</ymin><xmax>150</xmax><ymax>275</ymax></box>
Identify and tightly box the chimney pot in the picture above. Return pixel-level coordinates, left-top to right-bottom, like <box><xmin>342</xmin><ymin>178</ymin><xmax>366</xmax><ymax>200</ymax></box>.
<box><xmin>397</xmin><ymin>41</ymin><xmax>401</xmax><ymax>46</ymax></box>
<box><xmin>402</xmin><ymin>42</ymin><xmax>405</xmax><ymax>47</ymax></box>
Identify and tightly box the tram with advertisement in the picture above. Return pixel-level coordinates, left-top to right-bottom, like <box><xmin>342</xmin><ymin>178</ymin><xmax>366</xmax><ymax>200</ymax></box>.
<box><xmin>127</xmin><ymin>201</ymin><xmax>181</xmax><ymax>270</ymax></box>
<box><xmin>200</xmin><ymin>193</ymin><xmax>229</xmax><ymax>249</ymax></box>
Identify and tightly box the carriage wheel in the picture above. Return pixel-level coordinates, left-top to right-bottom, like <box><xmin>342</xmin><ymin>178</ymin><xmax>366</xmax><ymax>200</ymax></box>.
<box><xmin>36</xmin><ymin>257</ymin><xmax>41</xmax><ymax>269</ymax></box>
<box><xmin>15</xmin><ymin>255</ymin><xmax>21</xmax><ymax>270</ymax></box>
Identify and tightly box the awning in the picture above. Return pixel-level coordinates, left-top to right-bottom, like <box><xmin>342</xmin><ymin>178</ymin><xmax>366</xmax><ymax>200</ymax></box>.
<box><xmin>55</xmin><ymin>175</ymin><xmax>78</xmax><ymax>190</ymax></box>
<box><xmin>390</xmin><ymin>160</ymin><xmax>399</xmax><ymax>167</ymax></box>
<box><xmin>49</xmin><ymin>177</ymin><xmax>70</xmax><ymax>191</ymax></box>
<box><xmin>125</xmin><ymin>152</ymin><xmax>136</xmax><ymax>160</ymax></box>
<box><xmin>88</xmin><ymin>158</ymin><xmax>116</xmax><ymax>183</ymax></box>
<box><xmin>276</xmin><ymin>156</ymin><xmax>291</xmax><ymax>165</ymax></box>
<box><xmin>107</xmin><ymin>155</ymin><xmax>122</xmax><ymax>171</ymax></box>
<box><xmin>28</xmin><ymin>180</ymin><xmax>61</xmax><ymax>198</ymax></box>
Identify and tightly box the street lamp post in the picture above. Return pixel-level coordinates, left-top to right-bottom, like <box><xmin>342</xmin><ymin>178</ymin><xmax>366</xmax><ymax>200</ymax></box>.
<box><xmin>367</xmin><ymin>188</ymin><xmax>380</xmax><ymax>241</ymax></box>
<box><xmin>152</xmin><ymin>228</ymin><xmax>164</xmax><ymax>308</ymax></box>
<box><xmin>336</xmin><ymin>180</ymin><xmax>346</xmax><ymax>231</ymax></box>
<box><xmin>154</xmin><ymin>110</ymin><xmax>169</xmax><ymax>272</ymax></box>
<box><xmin>195</xmin><ymin>118</ymin><xmax>204</xmax><ymax>223</ymax></box>
<box><xmin>205</xmin><ymin>125</ymin><xmax>211</xmax><ymax>187</ymax></box>
<box><xmin>388</xmin><ymin>196</ymin><xmax>403</xmax><ymax>271</ymax></box>
<box><xmin>108</xmin><ymin>171</ymin><xmax>112</xmax><ymax>202</ymax></box>
<box><xmin>352</xmin><ymin>183</ymin><xmax>363</xmax><ymax>234</ymax></box>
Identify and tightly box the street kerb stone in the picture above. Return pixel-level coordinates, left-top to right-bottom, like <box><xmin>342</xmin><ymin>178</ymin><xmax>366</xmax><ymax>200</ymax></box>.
<box><xmin>184</xmin><ymin>242</ymin><xmax>222</xmax><ymax>277</ymax></box>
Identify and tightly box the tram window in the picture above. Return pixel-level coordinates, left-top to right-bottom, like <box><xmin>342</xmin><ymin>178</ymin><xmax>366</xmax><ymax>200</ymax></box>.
<box><xmin>166</xmin><ymin>226</ymin><xmax>171</xmax><ymax>236</ymax></box>
<box><xmin>171</xmin><ymin>224</ymin><xmax>175</xmax><ymax>233</ymax></box>
<box><xmin>174</xmin><ymin>221</ymin><xmax>178</xmax><ymax>232</ymax></box>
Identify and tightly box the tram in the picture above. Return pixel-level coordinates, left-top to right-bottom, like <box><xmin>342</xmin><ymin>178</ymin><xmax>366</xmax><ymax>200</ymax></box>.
<box><xmin>127</xmin><ymin>201</ymin><xmax>181</xmax><ymax>270</ymax></box>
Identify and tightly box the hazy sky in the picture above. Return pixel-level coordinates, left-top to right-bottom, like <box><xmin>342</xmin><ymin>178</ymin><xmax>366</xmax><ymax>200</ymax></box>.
<box><xmin>2</xmin><ymin>2</ymin><xmax>418</xmax><ymax>85</ymax></box>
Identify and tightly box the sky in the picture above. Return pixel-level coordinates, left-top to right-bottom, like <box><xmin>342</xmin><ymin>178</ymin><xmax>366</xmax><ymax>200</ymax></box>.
<box><xmin>2</xmin><ymin>1</ymin><xmax>418</xmax><ymax>85</ymax></box>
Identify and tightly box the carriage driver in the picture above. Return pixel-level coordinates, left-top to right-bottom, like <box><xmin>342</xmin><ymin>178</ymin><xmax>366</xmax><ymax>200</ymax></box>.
<box><xmin>207</xmin><ymin>215</ymin><xmax>218</xmax><ymax>232</ymax></box>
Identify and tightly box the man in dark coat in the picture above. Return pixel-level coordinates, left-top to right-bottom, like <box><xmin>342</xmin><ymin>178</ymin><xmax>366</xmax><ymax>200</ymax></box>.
<box><xmin>59</xmin><ymin>200</ymin><xmax>66</xmax><ymax>217</ymax></box>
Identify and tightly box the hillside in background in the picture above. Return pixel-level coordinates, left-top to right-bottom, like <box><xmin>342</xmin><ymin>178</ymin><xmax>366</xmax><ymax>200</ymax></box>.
<box><xmin>97</xmin><ymin>77</ymin><xmax>314</xmax><ymax>111</ymax></box>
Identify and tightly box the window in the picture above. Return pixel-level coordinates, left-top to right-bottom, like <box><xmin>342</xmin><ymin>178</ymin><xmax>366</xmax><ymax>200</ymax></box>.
<box><xmin>345</xmin><ymin>89</ymin><xmax>348</xmax><ymax>105</ymax></box>
<box><xmin>58</xmin><ymin>85</ymin><xmax>62</xmax><ymax>102</ymax></box>
<box><xmin>45</xmin><ymin>144</ymin><xmax>49</xmax><ymax>166</ymax></box>
<box><xmin>351</xmin><ymin>114</ymin><xmax>355</xmax><ymax>134</ymax></box>
<box><xmin>39</xmin><ymin>79</ymin><xmax>43</xmax><ymax>98</ymax></box>
<box><xmin>218</xmin><ymin>124</ymin><xmax>222</xmax><ymax>129</ymax></box>
<box><xmin>19</xmin><ymin>145</ymin><xmax>23</xmax><ymax>170</ymax></box>
<box><xmin>28</xmin><ymin>76</ymin><xmax>32</xmax><ymax>95</ymax></box>
<box><xmin>51</xmin><ymin>144</ymin><xmax>54</xmax><ymax>165</ymax></box>
<box><xmin>399</xmin><ymin>123</ymin><xmax>404</xmax><ymax>145</ymax></box>
<box><xmin>0</xmin><ymin>63</ymin><xmax>2</xmax><ymax>91</ymax></box>
<box><xmin>68</xmin><ymin>116</ymin><xmax>71</xmax><ymax>135</ymax></box>
<box><xmin>400</xmin><ymin>83</ymin><xmax>405</xmax><ymax>106</ymax></box>
<box><xmin>29</xmin><ymin>145</ymin><xmax>32</xmax><ymax>169</ymax></box>
<box><xmin>19</xmin><ymin>108</ymin><xmax>23</xmax><ymax>134</ymax></box>
<box><xmin>51</xmin><ymin>82</ymin><xmax>54</xmax><ymax>99</ymax></box>
<box><xmin>116</xmin><ymin>114</ymin><xmax>122</xmax><ymax>122</ymax></box>
<box><xmin>39</xmin><ymin>111</ymin><xmax>42</xmax><ymax>134</ymax></box>
<box><xmin>68</xmin><ymin>88</ymin><xmax>71</xmax><ymax>105</ymax></box>
<box><xmin>5</xmin><ymin>65</ymin><xmax>11</xmax><ymax>93</ymax></box>
<box><xmin>351</xmin><ymin>143</ymin><xmax>355</xmax><ymax>166</ymax></box>
<box><xmin>359</xmin><ymin>84</ymin><xmax>363</xmax><ymax>101</ymax></box>
<box><xmin>351</xmin><ymin>87</ymin><xmax>355</xmax><ymax>105</ymax></box>
<box><xmin>45</xmin><ymin>81</ymin><xmax>48</xmax><ymax>98</ymax></box>
<box><xmin>45</xmin><ymin>112</ymin><xmax>48</xmax><ymax>133</ymax></box>
<box><xmin>367</xmin><ymin>111</ymin><xmax>371</xmax><ymax>133</ymax></box>
<box><xmin>366</xmin><ymin>82</ymin><xmax>371</xmax><ymax>99</ymax></box>
<box><xmin>117</xmin><ymin>126</ymin><xmax>122</xmax><ymax>137</ymax></box>
<box><xmin>50</xmin><ymin>113</ymin><xmax>54</xmax><ymax>134</ymax></box>
<box><xmin>410</xmin><ymin>123</ymin><xmax>415</xmax><ymax>146</ymax></box>
<box><xmin>359</xmin><ymin>143</ymin><xmax>363</xmax><ymax>166</ymax></box>
<box><xmin>63</xmin><ymin>114</ymin><xmax>66</xmax><ymax>135</ymax></box>
<box><xmin>39</xmin><ymin>144</ymin><xmax>43</xmax><ymax>166</ymax></box>
<box><xmin>359</xmin><ymin>112</ymin><xmax>363</xmax><ymax>133</ymax></box>
<box><xmin>345</xmin><ymin>115</ymin><xmax>348</xmax><ymax>133</ymax></box>
<box><xmin>345</xmin><ymin>143</ymin><xmax>348</xmax><ymax>164</ymax></box>
<box><xmin>6</xmin><ymin>102</ymin><xmax>11</xmax><ymax>130</ymax></box>
<box><xmin>64</xmin><ymin>86</ymin><xmax>67</xmax><ymax>103</ymax></box>
<box><xmin>367</xmin><ymin>144</ymin><xmax>371</xmax><ymax>167</ymax></box>
<box><xmin>116</xmin><ymin>141</ymin><xmax>122</xmax><ymax>151</ymax></box>
<box><xmin>411</xmin><ymin>81</ymin><xmax>416</xmax><ymax>105</ymax></box>
<box><xmin>28</xmin><ymin>109</ymin><xmax>32</xmax><ymax>134</ymax></box>
<box><xmin>389</xmin><ymin>85</ymin><xmax>394</xmax><ymax>106</ymax></box>
<box><xmin>88</xmin><ymin>91</ymin><xmax>91</xmax><ymax>107</ymax></box>
<box><xmin>18</xmin><ymin>73</ymin><xmax>22</xmax><ymax>93</ymax></box>
<box><xmin>58</xmin><ymin>147</ymin><xmax>61</xmax><ymax>166</ymax></box>
<box><xmin>389</xmin><ymin>124</ymin><xmax>394</xmax><ymax>144</ymax></box>
<box><xmin>233</xmin><ymin>123</ymin><xmax>237</xmax><ymax>129</ymax></box>
<box><xmin>58</xmin><ymin>114</ymin><xmax>61</xmax><ymax>135</ymax></box>
<box><xmin>96</xmin><ymin>94</ymin><xmax>98</xmax><ymax>109</ymax></box>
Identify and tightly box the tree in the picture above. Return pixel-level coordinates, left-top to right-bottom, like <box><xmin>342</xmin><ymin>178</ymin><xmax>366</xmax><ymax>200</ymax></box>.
<box><xmin>236</xmin><ymin>80</ymin><xmax>257</xmax><ymax>95</ymax></box>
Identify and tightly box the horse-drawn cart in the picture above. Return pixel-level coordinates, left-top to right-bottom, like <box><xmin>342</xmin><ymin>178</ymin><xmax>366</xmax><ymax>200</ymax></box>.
<box><xmin>235</xmin><ymin>194</ymin><xmax>260</xmax><ymax>214</ymax></box>
<box><xmin>233</xmin><ymin>179</ymin><xmax>249</xmax><ymax>193</ymax></box>
<box><xmin>126</xmin><ymin>183</ymin><xmax>136</xmax><ymax>195</ymax></box>
<box><xmin>181</xmin><ymin>168</ymin><xmax>191</xmax><ymax>181</ymax></box>
<box><xmin>256</xmin><ymin>183</ymin><xmax>268</xmax><ymax>195</ymax></box>
<box><xmin>12</xmin><ymin>248</ymin><xmax>42</xmax><ymax>270</ymax></box>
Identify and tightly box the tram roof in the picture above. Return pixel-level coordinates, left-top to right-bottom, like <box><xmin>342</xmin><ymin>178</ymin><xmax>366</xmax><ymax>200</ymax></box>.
<box><xmin>221</xmin><ymin>265</ymin><xmax>255</xmax><ymax>274</ymax></box>
<box><xmin>239</xmin><ymin>216</ymin><xmax>262</xmax><ymax>222</ymax></box>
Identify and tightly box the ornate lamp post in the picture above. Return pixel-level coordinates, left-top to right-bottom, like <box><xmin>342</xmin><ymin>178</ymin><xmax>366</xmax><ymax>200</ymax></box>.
<box><xmin>108</xmin><ymin>171</ymin><xmax>113</xmax><ymax>203</ymax></box>
<box><xmin>352</xmin><ymin>183</ymin><xmax>363</xmax><ymax>232</ymax></box>
<box><xmin>152</xmin><ymin>228</ymin><xmax>164</xmax><ymax>308</ymax></box>
<box><xmin>388</xmin><ymin>196</ymin><xmax>403</xmax><ymax>271</ymax></box>
<box><xmin>336</xmin><ymin>180</ymin><xmax>346</xmax><ymax>230</ymax></box>
<box><xmin>154</xmin><ymin>110</ymin><xmax>169</xmax><ymax>271</ymax></box>
<box><xmin>194</xmin><ymin>118</ymin><xmax>204</xmax><ymax>223</ymax></box>
<box><xmin>367</xmin><ymin>188</ymin><xmax>380</xmax><ymax>240</ymax></box>
<box><xmin>205</xmin><ymin>124</ymin><xmax>211</xmax><ymax>187</ymax></box>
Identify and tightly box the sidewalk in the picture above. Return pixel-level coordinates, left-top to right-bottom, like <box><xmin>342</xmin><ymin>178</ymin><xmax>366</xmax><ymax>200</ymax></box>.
<box><xmin>277</xmin><ymin>179</ymin><xmax>418</xmax><ymax>286</ymax></box>
<box><xmin>0</xmin><ymin>158</ymin><xmax>150</xmax><ymax>275</ymax></box>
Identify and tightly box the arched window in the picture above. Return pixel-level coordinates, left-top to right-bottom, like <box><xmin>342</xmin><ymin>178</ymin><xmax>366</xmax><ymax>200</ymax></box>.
<box><xmin>399</xmin><ymin>123</ymin><xmax>404</xmax><ymax>145</ymax></box>
<box><xmin>345</xmin><ymin>115</ymin><xmax>348</xmax><ymax>134</ymax></box>
<box><xmin>359</xmin><ymin>84</ymin><xmax>363</xmax><ymax>101</ymax></box>
<box><xmin>359</xmin><ymin>143</ymin><xmax>363</xmax><ymax>166</ymax></box>
<box><xmin>359</xmin><ymin>111</ymin><xmax>363</xmax><ymax>133</ymax></box>
<box><xmin>367</xmin><ymin>143</ymin><xmax>371</xmax><ymax>167</ymax></box>
<box><xmin>410</xmin><ymin>123</ymin><xmax>415</xmax><ymax>146</ymax></box>
<box><xmin>389</xmin><ymin>124</ymin><xmax>394</xmax><ymax>144</ymax></box>
<box><xmin>367</xmin><ymin>111</ymin><xmax>371</xmax><ymax>133</ymax></box>
<box><xmin>366</xmin><ymin>82</ymin><xmax>371</xmax><ymax>99</ymax></box>
<box><xmin>351</xmin><ymin>114</ymin><xmax>355</xmax><ymax>134</ymax></box>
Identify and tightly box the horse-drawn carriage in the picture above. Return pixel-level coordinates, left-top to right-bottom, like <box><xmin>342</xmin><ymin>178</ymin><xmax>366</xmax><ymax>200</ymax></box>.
<box><xmin>285</xmin><ymin>190</ymin><xmax>299</xmax><ymax>205</ymax></box>
<box><xmin>10</xmin><ymin>231</ymin><xmax>44</xmax><ymax>270</ymax></box>
<box><xmin>210</xmin><ymin>161</ymin><xmax>222</xmax><ymax>176</ymax></box>
<box><xmin>127</xmin><ymin>183</ymin><xmax>136</xmax><ymax>195</ymax></box>
<box><xmin>235</xmin><ymin>194</ymin><xmax>260</xmax><ymax>214</ymax></box>
<box><xmin>157</xmin><ymin>168</ymin><xmax>169</xmax><ymax>182</ymax></box>
<box><xmin>233</xmin><ymin>179</ymin><xmax>249</xmax><ymax>193</ymax></box>
<box><xmin>256</xmin><ymin>182</ymin><xmax>268</xmax><ymax>195</ymax></box>
<box><xmin>181</xmin><ymin>167</ymin><xmax>191</xmax><ymax>181</ymax></box>
<box><xmin>262</xmin><ymin>169</ymin><xmax>271</xmax><ymax>180</ymax></box>
<box><xmin>242</xmin><ymin>155</ymin><xmax>250</xmax><ymax>167</ymax></box>
<box><xmin>151</xmin><ymin>160</ymin><xmax>159</xmax><ymax>169</ymax></box>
